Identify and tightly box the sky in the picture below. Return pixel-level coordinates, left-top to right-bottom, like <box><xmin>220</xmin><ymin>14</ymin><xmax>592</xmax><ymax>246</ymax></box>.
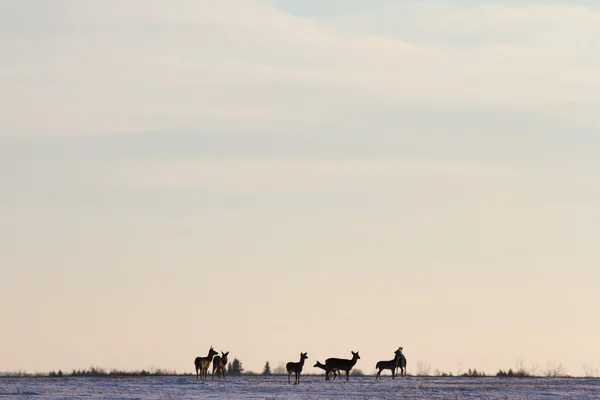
<box><xmin>1</xmin><ymin>0</ymin><xmax>599</xmax><ymax>377</ymax></box>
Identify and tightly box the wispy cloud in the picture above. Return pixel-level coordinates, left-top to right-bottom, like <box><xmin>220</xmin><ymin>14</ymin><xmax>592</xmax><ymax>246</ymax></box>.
<box><xmin>104</xmin><ymin>157</ymin><xmax>597</xmax><ymax>198</ymax></box>
<box><xmin>1</xmin><ymin>1</ymin><xmax>598</xmax><ymax>136</ymax></box>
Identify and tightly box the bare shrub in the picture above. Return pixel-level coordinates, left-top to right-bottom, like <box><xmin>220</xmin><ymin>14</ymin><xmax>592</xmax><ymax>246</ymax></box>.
<box><xmin>511</xmin><ymin>359</ymin><xmax>532</xmax><ymax>378</ymax></box>
<box><xmin>272</xmin><ymin>363</ymin><xmax>286</xmax><ymax>375</ymax></box>
<box><xmin>416</xmin><ymin>361</ymin><xmax>431</xmax><ymax>376</ymax></box>
<box><xmin>583</xmin><ymin>363</ymin><xmax>598</xmax><ymax>378</ymax></box>
<box><xmin>544</xmin><ymin>361</ymin><xmax>566</xmax><ymax>378</ymax></box>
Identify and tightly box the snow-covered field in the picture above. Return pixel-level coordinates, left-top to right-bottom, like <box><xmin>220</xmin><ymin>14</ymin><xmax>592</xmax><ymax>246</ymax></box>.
<box><xmin>1</xmin><ymin>375</ymin><xmax>599</xmax><ymax>399</ymax></box>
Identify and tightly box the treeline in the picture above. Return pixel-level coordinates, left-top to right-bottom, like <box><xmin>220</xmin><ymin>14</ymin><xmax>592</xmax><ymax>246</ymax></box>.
<box><xmin>1</xmin><ymin>359</ymin><xmax>589</xmax><ymax>379</ymax></box>
<box><xmin>50</xmin><ymin>367</ymin><xmax>179</xmax><ymax>377</ymax></box>
<box><xmin>0</xmin><ymin>367</ymin><xmax>180</xmax><ymax>378</ymax></box>
<box><xmin>6</xmin><ymin>359</ymin><xmax>246</xmax><ymax>379</ymax></box>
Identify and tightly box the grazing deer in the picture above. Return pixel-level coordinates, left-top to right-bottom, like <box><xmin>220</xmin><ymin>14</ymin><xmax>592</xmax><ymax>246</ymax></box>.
<box><xmin>286</xmin><ymin>352</ymin><xmax>308</xmax><ymax>384</ymax></box>
<box><xmin>212</xmin><ymin>351</ymin><xmax>229</xmax><ymax>379</ymax></box>
<box><xmin>194</xmin><ymin>346</ymin><xmax>218</xmax><ymax>381</ymax></box>
<box><xmin>325</xmin><ymin>351</ymin><xmax>360</xmax><ymax>381</ymax></box>
<box><xmin>314</xmin><ymin>361</ymin><xmax>340</xmax><ymax>381</ymax></box>
<box><xmin>396</xmin><ymin>346</ymin><xmax>407</xmax><ymax>377</ymax></box>
<box><xmin>376</xmin><ymin>348</ymin><xmax>402</xmax><ymax>379</ymax></box>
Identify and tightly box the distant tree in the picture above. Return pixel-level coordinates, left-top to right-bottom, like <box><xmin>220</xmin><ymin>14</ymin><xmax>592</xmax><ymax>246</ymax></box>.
<box><xmin>228</xmin><ymin>358</ymin><xmax>244</xmax><ymax>376</ymax></box>
<box><xmin>463</xmin><ymin>368</ymin><xmax>484</xmax><ymax>377</ymax></box>
<box><xmin>263</xmin><ymin>361</ymin><xmax>272</xmax><ymax>376</ymax></box>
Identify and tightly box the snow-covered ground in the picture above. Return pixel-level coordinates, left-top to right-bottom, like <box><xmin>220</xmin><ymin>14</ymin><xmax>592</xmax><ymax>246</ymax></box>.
<box><xmin>1</xmin><ymin>375</ymin><xmax>599</xmax><ymax>399</ymax></box>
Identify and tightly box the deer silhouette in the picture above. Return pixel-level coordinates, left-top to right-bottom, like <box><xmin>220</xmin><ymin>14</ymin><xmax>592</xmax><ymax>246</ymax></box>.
<box><xmin>194</xmin><ymin>346</ymin><xmax>218</xmax><ymax>381</ymax></box>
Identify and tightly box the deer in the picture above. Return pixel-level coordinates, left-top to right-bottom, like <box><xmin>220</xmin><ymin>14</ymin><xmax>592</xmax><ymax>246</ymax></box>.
<box><xmin>325</xmin><ymin>351</ymin><xmax>360</xmax><ymax>381</ymax></box>
<box><xmin>212</xmin><ymin>351</ymin><xmax>229</xmax><ymax>379</ymax></box>
<box><xmin>396</xmin><ymin>346</ymin><xmax>407</xmax><ymax>377</ymax></box>
<box><xmin>286</xmin><ymin>352</ymin><xmax>308</xmax><ymax>384</ymax></box>
<box><xmin>376</xmin><ymin>348</ymin><xmax>402</xmax><ymax>379</ymax></box>
<box><xmin>194</xmin><ymin>346</ymin><xmax>218</xmax><ymax>381</ymax></box>
<box><xmin>314</xmin><ymin>361</ymin><xmax>340</xmax><ymax>381</ymax></box>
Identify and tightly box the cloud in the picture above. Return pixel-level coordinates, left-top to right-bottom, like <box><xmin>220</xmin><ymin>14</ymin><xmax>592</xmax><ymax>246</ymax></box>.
<box><xmin>104</xmin><ymin>157</ymin><xmax>596</xmax><ymax>197</ymax></box>
<box><xmin>0</xmin><ymin>0</ymin><xmax>599</xmax><ymax>136</ymax></box>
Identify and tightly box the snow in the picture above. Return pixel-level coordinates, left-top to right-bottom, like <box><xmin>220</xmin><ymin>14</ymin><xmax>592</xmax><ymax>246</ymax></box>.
<box><xmin>1</xmin><ymin>376</ymin><xmax>599</xmax><ymax>399</ymax></box>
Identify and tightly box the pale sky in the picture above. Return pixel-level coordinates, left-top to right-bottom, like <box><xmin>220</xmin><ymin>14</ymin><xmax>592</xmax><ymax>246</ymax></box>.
<box><xmin>1</xmin><ymin>0</ymin><xmax>599</xmax><ymax>377</ymax></box>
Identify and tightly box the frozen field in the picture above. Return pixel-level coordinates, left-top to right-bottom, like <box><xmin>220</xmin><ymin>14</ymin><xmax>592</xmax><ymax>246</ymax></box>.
<box><xmin>1</xmin><ymin>375</ymin><xmax>599</xmax><ymax>400</ymax></box>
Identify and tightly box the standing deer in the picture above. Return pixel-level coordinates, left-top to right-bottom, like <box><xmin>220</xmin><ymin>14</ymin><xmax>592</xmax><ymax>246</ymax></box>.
<box><xmin>194</xmin><ymin>346</ymin><xmax>218</xmax><ymax>381</ymax></box>
<box><xmin>396</xmin><ymin>346</ymin><xmax>407</xmax><ymax>377</ymax></box>
<box><xmin>314</xmin><ymin>361</ymin><xmax>340</xmax><ymax>381</ymax></box>
<box><xmin>212</xmin><ymin>351</ymin><xmax>229</xmax><ymax>379</ymax></box>
<box><xmin>325</xmin><ymin>351</ymin><xmax>360</xmax><ymax>381</ymax></box>
<box><xmin>375</xmin><ymin>348</ymin><xmax>402</xmax><ymax>379</ymax></box>
<box><xmin>286</xmin><ymin>352</ymin><xmax>308</xmax><ymax>384</ymax></box>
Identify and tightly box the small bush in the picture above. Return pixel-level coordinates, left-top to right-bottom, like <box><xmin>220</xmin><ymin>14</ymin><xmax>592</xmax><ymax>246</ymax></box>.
<box><xmin>462</xmin><ymin>368</ymin><xmax>485</xmax><ymax>377</ymax></box>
